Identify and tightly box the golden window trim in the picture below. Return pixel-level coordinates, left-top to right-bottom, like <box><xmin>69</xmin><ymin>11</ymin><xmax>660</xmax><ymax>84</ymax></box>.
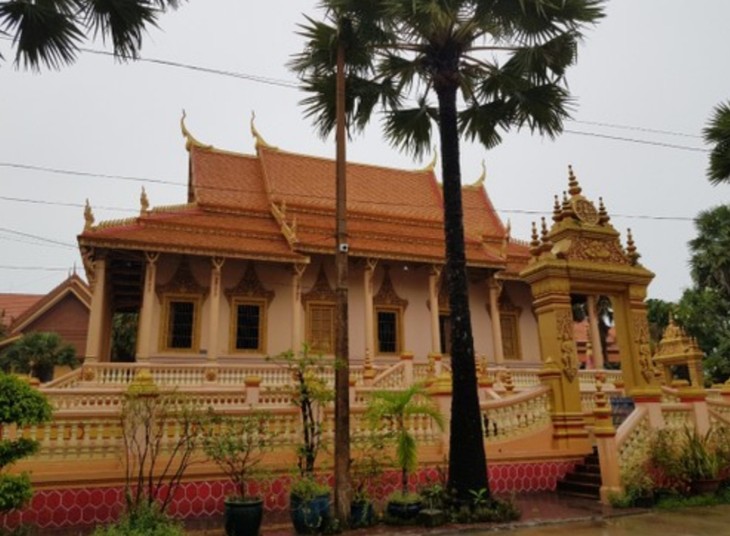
<box><xmin>156</xmin><ymin>256</ymin><xmax>208</xmax><ymax>298</ymax></box>
<box><xmin>375</xmin><ymin>305</ymin><xmax>404</xmax><ymax>356</ymax></box>
<box><xmin>159</xmin><ymin>293</ymin><xmax>202</xmax><ymax>353</ymax></box>
<box><xmin>373</xmin><ymin>266</ymin><xmax>408</xmax><ymax>309</ymax></box>
<box><xmin>305</xmin><ymin>301</ymin><xmax>336</xmax><ymax>356</ymax></box>
<box><xmin>228</xmin><ymin>297</ymin><xmax>267</xmax><ymax>355</ymax></box>
<box><xmin>500</xmin><ymin>312</ymin><xmax>522</xmax><ymax>361</ymax></box>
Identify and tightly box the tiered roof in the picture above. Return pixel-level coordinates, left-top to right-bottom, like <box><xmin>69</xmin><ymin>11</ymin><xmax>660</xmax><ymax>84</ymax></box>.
<box><xmin>79</xmin><ymin>117</ymin><xmax>528</xmax><ymax>272</ymax></box>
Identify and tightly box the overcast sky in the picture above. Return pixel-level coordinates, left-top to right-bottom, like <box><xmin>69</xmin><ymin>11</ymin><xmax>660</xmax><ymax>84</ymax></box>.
<box><xmin>1</xmin><ymin>0</ymin><xmax>729</xmax><ymax>302</ymax></box>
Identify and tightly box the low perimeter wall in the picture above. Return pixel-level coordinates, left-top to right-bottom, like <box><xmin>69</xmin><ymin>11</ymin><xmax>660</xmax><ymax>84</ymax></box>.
<box><xmin>1</xmin><ymin>459</ymin><xmax>579</xmax><ymax>531</ymax></box>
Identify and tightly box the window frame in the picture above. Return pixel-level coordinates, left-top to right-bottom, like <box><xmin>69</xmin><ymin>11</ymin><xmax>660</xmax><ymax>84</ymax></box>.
<box><xmin>160</xmin><ymin>293</ymin><xmax>202</xmax><ymax>353</ymax></box>
<box><xmin>375</xmin><ymin>305</ymin><xmax>403</xmax><ymax>356</ymax></box>
<box><xmin>306</xmin><ymin>301</ymin><xmax>336</xmax><ymax>355</ymax></box>
<box><xmin>500</xmin><ymin>311</ymin><xmax>522</xmax><ymax>361</ymax></box>
<box><xmin>229</xmin><ymin>297</ymin><xmax>267</xmax><ymax>354</ymax></box>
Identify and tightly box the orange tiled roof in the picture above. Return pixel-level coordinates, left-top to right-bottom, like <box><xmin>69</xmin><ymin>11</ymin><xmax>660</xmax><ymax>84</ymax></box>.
<box><xmin>80</xmin><ymin>137</ymin><xmax>515</xmax><ymax>269</ymax></box>
<box><xmin>8</xmin><ymin>274</ymin><xmax>90</xmax><ymax>333</ymax></box>
<box><xmin>0</xmin><ymin>294</ymin><xmax>42</xmax><ymax>328</ymax></box>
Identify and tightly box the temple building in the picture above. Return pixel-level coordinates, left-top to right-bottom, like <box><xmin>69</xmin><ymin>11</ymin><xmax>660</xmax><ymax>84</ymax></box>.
<box><xmin>78</xmin><ymin>117</ymin><xmax>545</xmax><ymax>366</ymax></box>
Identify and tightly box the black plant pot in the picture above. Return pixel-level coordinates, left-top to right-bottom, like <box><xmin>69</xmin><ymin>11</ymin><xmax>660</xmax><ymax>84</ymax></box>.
<box><xmin>290</xmin><ymin>493</ymin><xmax>331</xmax><ymax>534</ymax></box>
<box><xmin>224</xmin><ymin>497</ymin><xmax>264</xmax><ymax>536</ymax></box>
<box><xmin>386</xmin><ymin>499</ymin><xmax>422</xmax><ymax>521</ymax></box>
<box><xmin>350</xmin><ymin>500</ymin><xmax>375</xmax><ymax>528</ymax></box>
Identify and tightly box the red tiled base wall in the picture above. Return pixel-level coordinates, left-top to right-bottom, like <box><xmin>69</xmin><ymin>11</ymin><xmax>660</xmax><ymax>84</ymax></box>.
<box><xmin>0</xmin><ymin>459</ymin><xmax>578</xmax><ymax>530</ymax></box>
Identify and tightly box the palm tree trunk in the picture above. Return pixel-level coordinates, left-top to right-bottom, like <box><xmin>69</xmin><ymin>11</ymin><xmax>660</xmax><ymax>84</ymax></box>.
<box><xmin>435</xmin><ymin>82</ymin><xmax>490</xmax><ymax>501</ymax></box>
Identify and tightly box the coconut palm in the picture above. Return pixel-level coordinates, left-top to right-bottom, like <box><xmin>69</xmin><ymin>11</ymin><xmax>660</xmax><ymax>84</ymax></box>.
<box><xmin>704</xmin><ymin>100</ymin><xmax>730</xmax><ymax>185</ymax></box>
<box><xmin>365</xmin><ymin>384</ymin><xmax>443</xmax><ymax>496</ymax></box>
<box><xmin>293</xmin><ymin>0</ymin><xmax>604</xmax><ymax>501</ymax></box>
<box><xmin>0</xmin><ymin>0</ymin><xmax>184</xmax><ymax>70</ymax></box>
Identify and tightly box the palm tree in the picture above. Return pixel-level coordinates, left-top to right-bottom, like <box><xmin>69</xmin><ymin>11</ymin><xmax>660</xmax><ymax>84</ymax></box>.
<box><xmin>0</xmin><ymin>0</ymin><xmax>183</xmax><ymax>70</ymax></box>
<box><xmin>365</xmin><ymin>384</ymin><xmax>443</xmax><ymax>496</ymax></box>
<box><xmin>0</xmin><ymin>331</ymin><xmax>78</xmax><ymax>382</ymax></box>
<box><xmin>294</xmin><ymin>0</ymin><xmax>604</xmax><ymax>501</ymax></box>
<box><xmin>704</xmin><ymin>101</ymin><xmax>730</xmax><ymax>185</ymax></box>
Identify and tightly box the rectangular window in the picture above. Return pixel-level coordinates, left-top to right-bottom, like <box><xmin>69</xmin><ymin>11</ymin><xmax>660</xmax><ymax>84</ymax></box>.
<box><xmin>235</xmin><ymin>302</ymin><xmax>262</xmax><ymax>351</ymax></box>
<box><xmin>438</xmin><ymin>313</ymin><xmax>451</xmax><ymax>355</ymax></box>
<box><xmin>500</xmin><ymin>314</ymin><xmax>521</xmax><ymax>360</ymax></box>
<box><xmin>308</xmin><ymin>304</ymin><xmax>334</xmax><ymax>354</ymax></box>
<box><xmin>168</xmin><ymin>300</ymin><xmax>195</xmax><ymax>349</ymax></box>
<box><xmin>376</xmin><ymin>308</ymin><xmax>400</xmax><ymax>354</ymax></box>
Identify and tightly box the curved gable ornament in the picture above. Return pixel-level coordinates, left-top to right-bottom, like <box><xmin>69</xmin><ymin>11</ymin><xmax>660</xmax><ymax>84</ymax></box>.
<box><xmin>302</xmin><ymin>265</ymin><xmax>336</xmax><ymax>304</ymax></box>
<box><xmin>374</xmin><ymin>267</ymin><xmax>408</xmax><ymax>309</ymax></box>
<box><xmin>156</xmin><ymin>257</ymin><xmax>208</xmax><ymax>297</ymax></box>
<box><xmin>225</xmin><ymin>264</ymin><xmax>275</xmax><ymax>303</ymax></box>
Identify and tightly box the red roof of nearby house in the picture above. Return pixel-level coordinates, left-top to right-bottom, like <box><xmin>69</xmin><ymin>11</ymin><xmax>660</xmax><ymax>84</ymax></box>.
<box><xmin>0</xmin><ymin>293</ymin><xmax>42</xmax><ymax>328</ymax></box>
<box><xmin>79</xmin><ymin>127</ymin><xmax>529</xmax><ymax>271</ymax></box>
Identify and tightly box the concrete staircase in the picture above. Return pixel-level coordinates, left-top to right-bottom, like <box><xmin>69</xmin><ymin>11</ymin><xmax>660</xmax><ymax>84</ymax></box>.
<box><xmin>556</xmin><ymin>448</ymin><xmax>602</xmax><ymax>500</ymax></box>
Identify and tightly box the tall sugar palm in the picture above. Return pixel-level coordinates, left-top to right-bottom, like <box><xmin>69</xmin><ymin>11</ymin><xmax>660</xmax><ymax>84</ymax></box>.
<box><xmin>0</xmin><ymin>0</ymin><xmax>183</xmax><ymax>70</ymax></box>
<box><xmin>294</xmin><ymin>0</ymin><xmax>604</xmax><ymax>501</ymax></box>
<box><xmin>704</xmin><ymin>101</ymin><xmax>730</xmax><ymax>185</ymax></box>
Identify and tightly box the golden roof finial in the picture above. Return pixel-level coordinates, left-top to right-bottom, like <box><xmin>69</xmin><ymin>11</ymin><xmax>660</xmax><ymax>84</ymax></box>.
<box><xmin>552</xmin><ymin>194</ymin><xmax>563</xmax><ymax>222</ymax></box>
<box><xmin>473</xmin><ymin>160</ymin><xmax>486</xmax><ymax>187</ymax></box>
<box><xmin>140</xmin><ymin>187</ymin><xmax>149</xmax><ymax>215</ymax></box>
<box><xmin>626</xmin><ymin>228</ymin><xmax>640</xmax><ymax>265</ymax></box>
<box><xmin>84</xmin><ymin>199</ymin><xmax>95</xmax><ymax>230</ymax></box>
<box><xmin>598</xmin><ymin>196</ymin><xmax>610</xmax><ymax>225</ymax></box>
<box><xmin>250</xmin><ymin>111</ymin><xmax>274</xmax><ymax>150</ymax></box>
<box><xmin>568</xmin><ymin>164</ymin><xmax>582</xmax><ymax>197</ymax></box>
<box><xmin>180</xmin><ymin>110</ymin><xmax>212</xmax><ymax>152</ymax></box>
<box><xmin>501</xmin><ymin>219</ymin><xmax>511</xmax><ymax>258</ymax></box>
<box><xmin>422</xmin><ymin>146</ymin><xmax>438</xmax><ymax>171</ymax></box>
<box><xmin>540</xmin><ymin>216</ymin><xmax>553</xmax><ymax>253</ymax></box>
<box><xmin>529</xmin><ymin>221</ymin><xmax>541</xmax><ymax>257</ymax></box>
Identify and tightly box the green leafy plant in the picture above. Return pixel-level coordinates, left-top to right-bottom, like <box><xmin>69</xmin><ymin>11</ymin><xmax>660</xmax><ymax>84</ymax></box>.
<box><xmin>365</xmin><ymin>383</ymin><xmax>443</xmax><ymax>497</ymax></box>
<box><xmin>0</xmin><ymin>332</ymin><xmax>78</xmax><ymax>382</ymax></box>
<box><xmin>351</xmin><ymin>431</ymin><xmax>389</xmax><ymax>503</ymax></box>
<box><xmin>202</xmin><ymin>412</ymin><xmax>274</xmax><ymax>501</ymax></box>
<box><xmin>289</xmin><ymin>475</ymin><xmax>331</xmax><ymax>502</ymax></box>
<box><xmin>0</xmin><ymin>372</ymin><xmax>52</xmax><ymax>512</ymax></box>
<box><xmin>92</xmin><ymin>501</ymin><xmax>184</xmax><ymax>536</ymax></box>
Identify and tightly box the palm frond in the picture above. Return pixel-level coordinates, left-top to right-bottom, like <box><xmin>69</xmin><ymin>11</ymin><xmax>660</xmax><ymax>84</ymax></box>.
<box><xmin>703</xmin><ymin>101</ymin><xmax>730</xmax><ymax>185</ymax></box>
<box><xmin>510</xmin><ymin>82</ymin><xmax>573</xmax><ymax>138</ymax></box>
<box><xmin>0</xmin><ymin>0</ymin><xmax>83</xmax><ymax>70</ymax></box>
<box><xmin>81</xmin><ymin>0</ymin><xmax>158</xmax><ymax>60</ymax></box>
<box><xmin>382</xmin><ymin>98</ymin><xmax>437</xmax><ymax>159</ymax></box>
<box><xmin>459</xmin><ymin>99</ymin><xmax>509</xmax><ymax>149</ymax></box>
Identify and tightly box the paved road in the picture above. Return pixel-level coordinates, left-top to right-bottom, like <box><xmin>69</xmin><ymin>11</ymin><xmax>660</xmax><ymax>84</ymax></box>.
<box><xmin>496</xmin><ymin>505</ymin><xmax>730</xmax><ymax>535</ymax></box>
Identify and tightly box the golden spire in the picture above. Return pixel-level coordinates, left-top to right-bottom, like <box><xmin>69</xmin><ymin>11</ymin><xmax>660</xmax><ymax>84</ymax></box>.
<box><xmin>250</xmin><ymin>111</ymin><xmax>275</xmax><ymax>150</ymax></box>
<box><xmin>540</xmin><ymin>216</ymin><xmax>553</xmax><ymax>253</ymax></box>
<box><xmin>84</xmin><ymin>199</ymin><xmax>95</xmax><ymax>230</ymax></box>
<box><xmin>568</xmin><ymin>164</ymin><xmax>582</xmax><ymax>197</ymax></box>
<box><xmin>552</xmin><ymin>194</ymin><xmax>562</xmax><ymax>222</ymax></box>
<box><xmin>561</xmin><ymin>190</ymin><xmax>573</xmax><ymax>219</ymax></box>
<box><xmin>180</xmin><ymin>110</ymin><xmax>212</xmax><ymax>152</ymax></box>
<box><xmin>421</xmin><ymin>146</ymin><xmax>438</xmax><ymax>172</ymax></box>
<box><xmin>140</xmin><ymin>187</ymin><xmax>149</xmax><ymax>215</ymax></box>
<box><xmin>529</xmin><ymin>221</ymin><xmax>541</xmax><ymax>257</ymax></box>
<box><xmin>598</xmin><ymin>196</ymin><xmax>610</xmax><ymax>225</ymax></box>
<box><xmin>626</xmin><ymin>228</ymin><xmax>640</xmax><ymax>265</ymax></box>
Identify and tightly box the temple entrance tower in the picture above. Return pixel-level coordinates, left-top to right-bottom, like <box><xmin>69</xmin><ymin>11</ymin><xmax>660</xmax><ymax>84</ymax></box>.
<box><xmin>521</xmin><ymin>167</ymin><xmax>659</xmax><ymax>442</ymax></box>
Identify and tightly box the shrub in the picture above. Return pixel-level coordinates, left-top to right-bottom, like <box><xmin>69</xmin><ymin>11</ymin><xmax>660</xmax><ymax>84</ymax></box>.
<box><xmin>92</xmin><ymin>502</ymin><xmax>184</xmax><ymax>536</ymax></box>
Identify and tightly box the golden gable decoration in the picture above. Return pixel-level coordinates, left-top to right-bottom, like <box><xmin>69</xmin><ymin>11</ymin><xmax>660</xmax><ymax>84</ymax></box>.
<box><xmin>156</xmin><ymin>257</ymin><xmax>208</xmax><ymax>297</ymax></box>
<box><xmin>374</xmin><ymin>266</ymin><xmax>408</xmax><ymax>309</ymax></box>
<box><xmin>302</xmin><ymin>265</ymin><xmax>336</xmax><ymax>304</ymax></box>
<box><xmin>225</xmin><ymin>264</ymin><xmax>275</xmax><ymax>304</ymax></box>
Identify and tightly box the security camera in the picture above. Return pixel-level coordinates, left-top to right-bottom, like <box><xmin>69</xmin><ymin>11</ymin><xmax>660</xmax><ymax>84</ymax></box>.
<box><xmin>339</xmin><ymin>243</ymin><xmax>349</xmax><ymax>253</ymax></box>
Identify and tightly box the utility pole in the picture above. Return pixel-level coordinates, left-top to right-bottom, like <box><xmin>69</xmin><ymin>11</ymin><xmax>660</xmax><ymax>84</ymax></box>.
<box><xmin>333</xmin><ymin>29</ymin><xmax>352</xmax><ymax>526</ymax></box>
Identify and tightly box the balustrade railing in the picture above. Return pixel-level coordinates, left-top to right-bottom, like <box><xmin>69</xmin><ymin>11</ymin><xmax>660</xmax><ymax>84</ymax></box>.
<box><xmin>480</xmin><ymin>386</ymin><xmax>551</xmax><ymax>441</ymax></box>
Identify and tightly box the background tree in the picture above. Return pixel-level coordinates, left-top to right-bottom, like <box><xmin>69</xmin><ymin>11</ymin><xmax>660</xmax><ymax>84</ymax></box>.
<box><xmin>704</xmin><ymin>101</ymin><xmax>730</xmax><ymax>184</ymax></box>
<box><xmin>0</xmin><ymin>331</ymin><xmax>78</xmax><ymax>382</ymax></box>
<box><xmin>0</xmin><ymin>372</ymin><xmax>53</xmax><ymax>512</ymax></box>
<box><xmin>646</xmin><ymin>298</ymin><xmax>674</xmax><ymax>351</ymax></box>
<box><xmin>0</xmin><ymin>0</ymin><xmax>184</xmax><ymax>70</ymax></box>
<box><xmin>295</xmin><ymin>0</ymin><xmax>604</xmax><ymax>502</ymax></box>
<box><xmin>111</xmin><ymin>312</ymin><xmax>138</xmax><ymax>363</ymax></box>
<box><xmin>676</xmin><ymin>205</ymin><xmax>730</xmax><ymax>383</ymax></box>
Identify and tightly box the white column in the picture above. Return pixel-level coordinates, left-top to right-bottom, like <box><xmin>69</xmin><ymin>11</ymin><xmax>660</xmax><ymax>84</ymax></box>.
<box><xmin>136</xmin><ymin>252</ymin><xmax>159</xmax><ymax>362</ymax></box>
<box><xmin>488</xmin><ymin>277</ymin><xmax>504</xmax><ymax>365</ymax></box>
<box><xmin>587</xmin><ymin>295</ymin><xmax>605</xmax><ymax>369</ymax></box>
<box><xmin>428</xmin><ymin>265</ymin><xmax>442</xmax><ymax>354</ymax></box>
<box><xmin>207</xmin><ymin>257</ymin><xmax>225</xmax><ymax>362</ymax></box>
<box><xmin>291</xmin><ymin>264</ymin><xmax>306</xmax><ymax>351</ymax></box>
<box><xmin>364</xmin><ymin>259</ymin><xmax>377</xmax><ymax>361</ymax></box>
<box><xmin>85</xmin><ymin>254</ymin><xmax>108</xmax><ymax>363</ymax></box>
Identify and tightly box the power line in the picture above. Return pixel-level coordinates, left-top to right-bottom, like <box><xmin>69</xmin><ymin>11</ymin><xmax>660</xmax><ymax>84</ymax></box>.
<box><xmin>0</xmin><ymin>162</ymin><xmax>182</xmax><ymax>186</ymax></box>
<box><xmin>0</xmin><ymin>227</ymin><xmax>77</xmax><ymax>248</ymax></box>
<box><xmin>567</xmin><ymin>119</ymin><xmax>702</xmax><ymax>139</ymax></box>
<box><xmin>0</xmin><ymin>266</ymin><xmax>70</xmax><ymax>271</ymax></box>
<box><xmin>563</xmin><ymin>130</ymin><xmax>707</xmax><ymax>152</ymax></box>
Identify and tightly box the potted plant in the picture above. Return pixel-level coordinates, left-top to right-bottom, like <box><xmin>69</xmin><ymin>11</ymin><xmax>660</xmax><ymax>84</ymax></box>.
<box><xmin>270</xmin><ymin>347</ymin><xmax>334</xmax><ymax>534</ymax></box>
<box><xmin>365</xmin><ymin>383</ymin><xmax>444</xmax><ymax>522</ymax></box>
<box><xmin>350</xmin><ymin>432</ymin><xmax>389</xmax><ymax>527</ymax></box>
<box><xmin>203</xmin><ymin>412</ymin><xmax>274</xmax><ymax>536</ymax></box>
<box><xmin>680</xmin><ymin>426</ymin><xmax>721</xmax><ymax>494</ymax></box>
